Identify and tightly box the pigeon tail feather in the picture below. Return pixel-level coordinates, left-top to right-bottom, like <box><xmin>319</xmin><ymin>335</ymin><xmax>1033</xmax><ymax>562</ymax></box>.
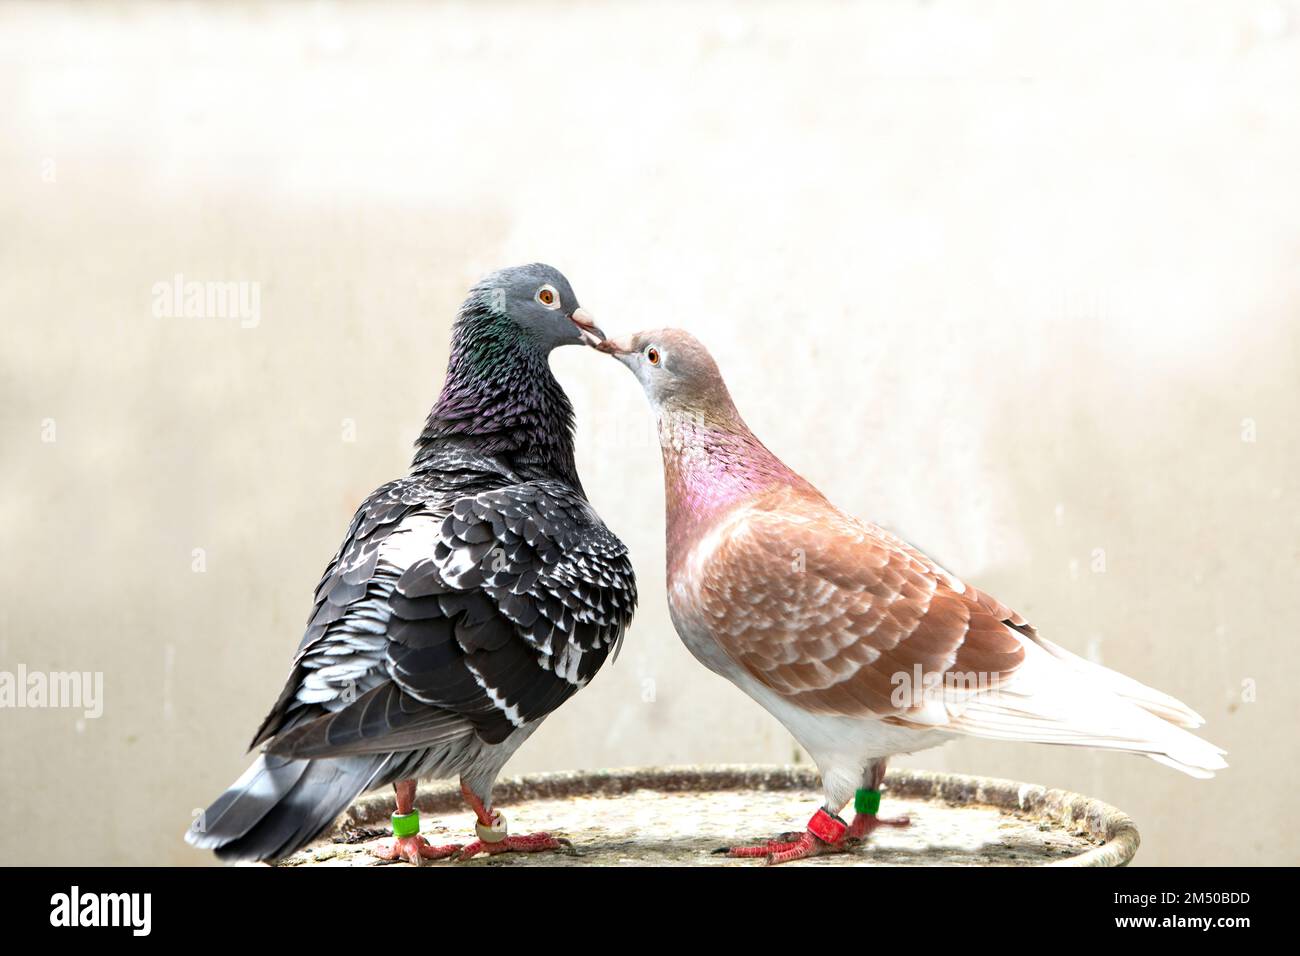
<box><xmin>947</xmin><ymin>638</ymin><xmax>1227</xmax><ymax>778</ymax></box>
<box><xmin>185</xmin><ymin>752</ymin><xmax>390</xmax><ymax>862</ymax></box>
<box><xmin>1030</xmin><ymin>635</ymin><xmax>1207</xmax><ymax>729</ymax></box>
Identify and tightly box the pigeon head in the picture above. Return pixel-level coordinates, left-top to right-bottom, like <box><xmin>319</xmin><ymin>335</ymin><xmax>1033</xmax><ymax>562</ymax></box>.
<box><xmin>463</xmin><ymin>263</ymin><xmax>604</xmax><ymax>352</ymax></box>
<box><xmin>597</xmin><ymin>328</ymin><xmax>736</xmax><ymax>420</ymax></box>
<box><xmin>415</xmin><ymin>263</ymin><xmax>603</xmax><ymax>481</ymax></box>
<box><xmin>600</xmin><ymin>327</ymin><xmax>810</xmax><ymax>552</ymax></box>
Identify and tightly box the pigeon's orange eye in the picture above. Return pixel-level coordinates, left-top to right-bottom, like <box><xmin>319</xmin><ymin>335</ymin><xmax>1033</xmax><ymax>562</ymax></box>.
<box><xmin>535</xmin><ymin>285</ymin><xmax>560</xmax><ymax>309</ymax></box>
<box><xmin>645</xmin><ymin>347</ymin><xmax>661</xmax><ymax>366</ymax></box>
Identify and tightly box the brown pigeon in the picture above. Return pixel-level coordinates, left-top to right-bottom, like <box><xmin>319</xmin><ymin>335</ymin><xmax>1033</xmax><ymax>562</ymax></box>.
<box><xmin>598</xmin><ymin>328</ymin><xmax>1225</xmax><ymax>864</ymax></box>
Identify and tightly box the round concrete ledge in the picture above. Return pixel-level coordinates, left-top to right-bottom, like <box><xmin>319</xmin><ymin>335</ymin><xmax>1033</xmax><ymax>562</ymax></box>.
<box><xmin>280</xmin><ymin>765</ymin><xmax>1139</xmax><ymax>867</ymax></box>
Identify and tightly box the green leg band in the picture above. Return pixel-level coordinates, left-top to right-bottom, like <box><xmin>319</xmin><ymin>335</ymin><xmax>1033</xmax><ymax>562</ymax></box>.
<box><xmin>391</xmin><ymin>810</ymin><xmax>420</xmax><ymax>839</ymax></box>
<box><xmin>854</xmin><ymin>788</ymin><xmax>882</xmax><ymax>815</ymax></box>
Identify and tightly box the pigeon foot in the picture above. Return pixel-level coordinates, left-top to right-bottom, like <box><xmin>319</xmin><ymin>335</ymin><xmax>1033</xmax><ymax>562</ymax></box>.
<box><xmin>455</xmin><ymin>780</ymin><xmax>574</xmax><ymax>862</ymax></box>
<box><xmin>367</xmin><ymin>778</ymin><xmax>461</xmax><ymax>865</ymax></box>
<box><xmin>711</xmin><ymin>831</ymin><xmax>800</xmax><ymax>856</ymax></box>
<box><xmin>718</xmin><ymin>808</ymin><xmax>850</xmax><ymax>864</ymax></box>
<box><xmin>456</xmin><ymin>830</ymin><xmax>573</xmax><ymax>861</ymax></box>
<box><xmin>721</xmin><ymin>829</ymin><xmax>846</xmax><ymax>865</ymax></box>
<box><xmin>846</xmin><ymin>812</ymin><xmax>911</xmax><ymax>840</ymax></box>
<box><xmin>369</xmin><ymin>834</ymin><xmax>461</xmax><ymax>866</ymax></box>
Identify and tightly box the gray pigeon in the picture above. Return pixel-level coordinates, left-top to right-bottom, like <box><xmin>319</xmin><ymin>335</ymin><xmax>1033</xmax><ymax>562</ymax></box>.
<box><xmin>187</xmin><ymin>264</ymin><xmax>636</xmax><ymax>864</ymax></box>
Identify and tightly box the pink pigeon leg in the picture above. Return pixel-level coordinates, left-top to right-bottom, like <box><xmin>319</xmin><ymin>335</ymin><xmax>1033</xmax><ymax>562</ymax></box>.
<box><xmin>846</xmin><ymin>760</ymin><xmax>911</xmax><ymax>840</ymax></box>
<box><xmin>369</xmin><ymin>779</ymin><xmax>461</xmax><ymax>865</ymax></box>
<box><xmin>454</xmin><ymin>779</ymin><xmax>572</xmax><ymax>861</ymax></box>
<box><xmin>722</xmin><ymin>807</ymin><xmax>851</xmax><ymax>865</ymax></box>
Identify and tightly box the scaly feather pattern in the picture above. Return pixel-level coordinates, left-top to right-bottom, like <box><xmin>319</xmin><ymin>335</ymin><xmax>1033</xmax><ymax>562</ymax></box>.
<box><xmin>602</xmin><ymin>326</ymin><xmax>1222</xmax><ymax>862</ymax></box>
<box><xmin>189</xmin><ymin>265</ymin><xmax>636</xmax><ymax>863</ymax></box>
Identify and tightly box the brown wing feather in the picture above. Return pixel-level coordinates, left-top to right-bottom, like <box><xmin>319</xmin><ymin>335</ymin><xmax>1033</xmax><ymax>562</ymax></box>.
<box><xmin>694</xmin><ymin>487</ymin><xmax>1028</xmax><ymax>719</ymax></box>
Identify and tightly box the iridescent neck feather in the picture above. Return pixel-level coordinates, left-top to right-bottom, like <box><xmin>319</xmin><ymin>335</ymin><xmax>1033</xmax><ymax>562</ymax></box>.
<box><xmin>660</xmin><ymin>399</ymin><xmax>811</xmax><ymax>566</ymax></box>
<box><xmin>414</xmin><ymin>298</ymin><xmax>579</xmax><ymax>487</ymax></box>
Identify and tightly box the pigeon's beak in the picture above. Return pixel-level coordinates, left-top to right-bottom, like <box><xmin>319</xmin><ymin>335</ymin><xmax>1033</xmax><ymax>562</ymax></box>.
<box><xmin>594</xmin><ymin>335</ymin><xmax>634</xmax><ymax>358</ymax></box>
<box><xmin>569</xmin><ymin>308</ymin><xmax>605</xmax><ymax>347</ymax></box>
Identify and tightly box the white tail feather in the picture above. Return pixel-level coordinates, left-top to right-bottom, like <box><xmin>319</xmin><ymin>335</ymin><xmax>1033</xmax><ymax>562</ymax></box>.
<box><xmin>947</xmin><ymin>638</ymin><xmax>1227</xmax><ymax>778</ymax></box>
<box><xmin>1031</xmin><ymin>636</ymin><xmax>1206</xmax><ymax>729</ymax></box>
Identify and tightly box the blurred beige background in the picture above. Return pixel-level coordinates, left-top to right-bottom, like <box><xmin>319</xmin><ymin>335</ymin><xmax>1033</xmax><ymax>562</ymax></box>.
<box><xmin>2</xmin><ymin>0</ymin><xmax>1298</xmax><ymax>866</ymax></box>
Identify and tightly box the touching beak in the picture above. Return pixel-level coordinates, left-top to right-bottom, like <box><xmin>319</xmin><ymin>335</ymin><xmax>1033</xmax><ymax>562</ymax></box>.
<box><xmin>594</xmin><ymin>335</ymin><xmax>635</xmax><ymax>359</ymax></box>
<box><xmin>569</xmin><ymin>308</ymin><xmax>605</xmax><ymax>347</ymax></box>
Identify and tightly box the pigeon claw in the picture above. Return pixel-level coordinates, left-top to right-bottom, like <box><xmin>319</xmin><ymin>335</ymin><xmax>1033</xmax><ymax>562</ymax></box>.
<box><xmin>712</xmin><ymin>831</ymin><xmax>803</xmax><ymax>855</ymax></box>
<box><xmin>846</xmin><ymin>812</ymin><xmax>912</xmax><ymax>840</ymax></box>
<box><xmin>455</xmin><ymin>832</ymin><xmax>574</xmax><ymax>862</ymax></box>
<box><xmin>369</xmin><ymin>834</ymin><xmax>461</xmax><ymax>866</ymax></box>
<box><xmin>720</xmin><ymin>829</ymin><xmax>850</xmax><ymax>865</ymax></box>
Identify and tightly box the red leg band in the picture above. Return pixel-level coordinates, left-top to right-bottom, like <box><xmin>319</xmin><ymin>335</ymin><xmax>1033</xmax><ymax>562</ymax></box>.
<box><xmin>807</xmin><ymin>808</ymin><xmax>848</xmax><ymax>844</ymax></box>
